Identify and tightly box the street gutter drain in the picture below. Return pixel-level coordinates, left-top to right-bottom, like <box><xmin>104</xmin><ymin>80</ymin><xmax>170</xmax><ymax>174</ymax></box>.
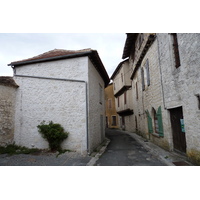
<box><xmin>172</xmin><ymin>161</ymin><xmax>190</xmax><ymax>166</ymax></box>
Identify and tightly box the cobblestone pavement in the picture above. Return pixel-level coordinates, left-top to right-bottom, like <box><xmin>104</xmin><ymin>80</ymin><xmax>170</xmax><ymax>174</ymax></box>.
<box><xmin>96</xmin><ymin>129</ymin><xmax>166</xmax><ymax>166</ymax></box>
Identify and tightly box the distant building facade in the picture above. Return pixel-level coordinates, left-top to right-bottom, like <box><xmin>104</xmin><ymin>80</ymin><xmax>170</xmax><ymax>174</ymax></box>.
<box><xmin>105</xmin><ymin>83</ymin><xmax>119</xmax><ymax>129</ymax></box>
<box><xmin>111</xmin><ymin>59</ymin><xmax>134</xmax><ymax>132</ymax></box>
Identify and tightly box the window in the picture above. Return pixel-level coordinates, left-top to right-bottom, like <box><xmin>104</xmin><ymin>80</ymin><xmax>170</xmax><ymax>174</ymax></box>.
<box><xmin>146</xmin><ymin>110</ymin><xmax>153</xmax><ymax>134</ymax></box>
<box><xmin>195</xmin><ymin>94</ymin><xmax>200</xmax><ymax>110</ymax></box>
<box><xmin>171</xmin><ymin>33</ymin><xmax>181</xmax><ymax>68</ymax></box>
<box><xmin>124</xmin><ymin>91</ymin><xmax>127</xmax><ymax>104</ymax></box>
<box><xmin>153</xmin><ymin>108</ymin><xmax>159</xmax><ymax>133</ymax></box>
<box><xmin>112</xmin><ymin>116</ymin><xmax>117</xmax><ymax>126</ymax></box>
<box><xmin>108</xmin><ymin>99</ymin><xmax>112</xmax><ymax>109</ymax></box>
<box><xmin>141</xmin><ymin>67</ymin><xmax>145</xmax><ymax>91</ymax></box>
<box><xmin>145</xmin><ymin>59</ymin><xmax>150</xmax><ymax>86</ymax></box>
<box><xmin>146</xmin><ymin>106</ymin><xmax>164</xmax><ymax>137</ymax></box>
<box><xmin>99</xmin><ymin>84</ymin><xmax>103</xmax><ymax>104</ymax></box>
<box><xmin>117</xmin><ymin>96</ymin><xmax>120</xmax><ymax>107</ymax></box>
<box><xmin>136</xmin><ymin>82</ymin><xmax>138</xmax><ymax>100</ymax></box>
<box><xmin>121</xmin><ymin>73</ymin><xmax>123</xmax><ymax>82</ymax></box>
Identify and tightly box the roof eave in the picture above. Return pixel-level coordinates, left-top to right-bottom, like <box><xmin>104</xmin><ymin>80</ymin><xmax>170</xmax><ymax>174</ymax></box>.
<box><xmin>8</xmin><ymin>51</ymin><xmax>93</xmax><ymax>67</ymax></box>
<box><xmin>122</xmin><ymin>33</ymin><xmax>138</xmax><ymax>59</ymax></box>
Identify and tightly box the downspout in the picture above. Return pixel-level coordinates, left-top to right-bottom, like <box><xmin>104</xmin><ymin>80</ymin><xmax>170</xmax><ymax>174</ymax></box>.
<box><xmin>156</xmin><ymin>34</ymin><xmax>166</xmax><ymax>109</ymax></box>
<box><xmin>14</xmin><ymin>74</ymin><xmax>90</xmax><ymax>154</ymax></box>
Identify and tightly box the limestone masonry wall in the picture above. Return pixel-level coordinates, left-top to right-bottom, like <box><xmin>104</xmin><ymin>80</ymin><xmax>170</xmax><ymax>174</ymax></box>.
<box><xmin>0</xmin><ymin>78</ymin><xmax>18</xmax><ymax>146</ymax></box>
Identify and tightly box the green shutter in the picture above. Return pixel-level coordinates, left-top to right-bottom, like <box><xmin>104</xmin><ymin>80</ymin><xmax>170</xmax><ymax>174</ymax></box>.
<box><xmin>145</xmin><ymin>110</ymin><xmax>153</xmax><ymax>133</ymax></box>
<box><xmin>156</xmin><ymin>106</ymin><xmax>164</xmax><ymax>137</ymax></box>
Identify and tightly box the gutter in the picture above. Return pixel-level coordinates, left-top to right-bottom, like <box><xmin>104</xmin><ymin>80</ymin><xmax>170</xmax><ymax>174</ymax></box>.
<box><xmin>14</xmin><ymin>74</ymin><xmax>90</xmax><ymax>154</ymax></box>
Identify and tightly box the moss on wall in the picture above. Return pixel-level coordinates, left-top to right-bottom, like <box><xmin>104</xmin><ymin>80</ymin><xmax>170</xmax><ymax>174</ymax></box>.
<box><xmin>187</xmin><ymin>149</ymin><xmax>200</xmax><ymax>165</ymax></box>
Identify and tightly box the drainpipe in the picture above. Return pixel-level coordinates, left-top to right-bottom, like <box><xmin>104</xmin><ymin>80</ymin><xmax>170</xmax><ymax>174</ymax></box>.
<box><xmin>14</xmin><ymin>74</ymin><xmax>90</xmax><ymax>154</ymax></box>
<box><xmin>156</xmin><ymin>34</ymin><xmax>166</xmax><ymax>109</ymax></box>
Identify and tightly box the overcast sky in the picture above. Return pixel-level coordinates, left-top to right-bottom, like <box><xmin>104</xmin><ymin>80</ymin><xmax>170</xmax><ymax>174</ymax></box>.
<box><xmin>0</xmin><ymin>33</ymin><xmax>126</xmax><ymax>78</ymax></box>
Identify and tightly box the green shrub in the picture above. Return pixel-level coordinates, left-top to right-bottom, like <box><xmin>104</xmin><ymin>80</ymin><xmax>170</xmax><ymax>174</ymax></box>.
<box><xmin>37</xmin><ymin>121</ymin><xmax>69</xmax><ymax>152</ymax></box>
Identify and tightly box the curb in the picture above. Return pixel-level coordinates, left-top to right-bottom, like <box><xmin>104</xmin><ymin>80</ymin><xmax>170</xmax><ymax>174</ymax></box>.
<box><xmin>86</xmin><ymin>138</ymin><xmax>110</xmax><ymax>166</ymax></box>
<box><xmin>125</xmin><ymin>131</ymin><xmax>193</xmax><ymax>166</ymax></box>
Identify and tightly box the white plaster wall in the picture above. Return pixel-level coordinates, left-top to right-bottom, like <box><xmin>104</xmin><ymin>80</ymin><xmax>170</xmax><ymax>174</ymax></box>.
<box><xmin>14</xmin><ymin>57</ymin><xmax>88</xmax><ymax>154</ymax></box>
<box><xmin>0</xmin><ymin>85</ymin><xmax>17</xmax><ymax>145</ymax></box>
<box><xmin>88</xmin><ymin>58</ymin><xmax>105</xmax><ymax>152</ymax></box>
<box><xmin>15</xmin><ymin>57</ymin><xmax>88</xmax><ymax>81</ymax></box>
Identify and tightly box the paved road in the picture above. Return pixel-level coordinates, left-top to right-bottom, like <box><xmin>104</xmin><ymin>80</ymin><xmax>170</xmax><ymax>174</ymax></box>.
<box><xmin>0</xmin><ymin>151</ymin><xmax>91</xmax><ymax>166</ymax></box>
<box><xmin>96</xmin><ymin>129</ymin><xmax>166</xmax><ymax>166</ymax></box>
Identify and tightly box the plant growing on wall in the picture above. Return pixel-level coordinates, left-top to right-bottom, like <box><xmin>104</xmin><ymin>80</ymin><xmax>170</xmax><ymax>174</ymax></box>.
<box><xmin>37</xmin><ymin>121</ymin><xmax>69</xmax><ymax>152</ymax></box>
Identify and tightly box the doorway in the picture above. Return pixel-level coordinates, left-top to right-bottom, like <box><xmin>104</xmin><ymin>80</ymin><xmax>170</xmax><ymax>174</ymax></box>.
<box><xmin>169</xmin><ymin>106</ymin><xmax>186</xmax><ymax>153</ymax></box>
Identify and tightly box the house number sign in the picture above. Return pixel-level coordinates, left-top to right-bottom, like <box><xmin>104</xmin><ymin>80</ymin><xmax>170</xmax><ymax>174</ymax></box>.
<box><xmin>180</xmin><ymin>119</ymin><xmax>185</xmax><ymax>133</ymax></box>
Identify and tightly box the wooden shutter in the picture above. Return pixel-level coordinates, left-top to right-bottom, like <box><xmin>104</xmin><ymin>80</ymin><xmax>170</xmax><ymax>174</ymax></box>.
<box><xmin>156</xmin><ymin>106</ymin><xmax>164</xmax><ymax>137</ymax></box>
<box><xmin>146</xmin><ymin>110</ymin><xmax>153</xmax><ymax>133</ymax></box>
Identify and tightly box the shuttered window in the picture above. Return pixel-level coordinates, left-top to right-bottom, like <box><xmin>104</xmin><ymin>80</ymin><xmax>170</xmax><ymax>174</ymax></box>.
<box><xmin>146</xmin><ymin>107</ymin><xmax>164</xmax><ymax>137</ymax></box>
<box><xmin>145</xmin><ymin>59</ymin><xmax>150</xmax><ymax>86</ymax></box>
<box><xmin>141</xmin><ymin>68</ymin><xmax>145</xmax><ymax>91</ymax></box>
<box><xmin>146</xmin><ymin>110</ymin><xmax>153</xmax><ymax>133</ymax></box>
<box><xmin>156</xmin><ymin>106</ymin><xmax>164</xmax><ymax>137</ymax></box>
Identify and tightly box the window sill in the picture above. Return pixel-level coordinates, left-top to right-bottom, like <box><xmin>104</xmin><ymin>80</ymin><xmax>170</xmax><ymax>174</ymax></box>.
<box><xmin>151</xmin><ymin>132</ymin><xmax>160</xmax><ymax>138</ymax></box>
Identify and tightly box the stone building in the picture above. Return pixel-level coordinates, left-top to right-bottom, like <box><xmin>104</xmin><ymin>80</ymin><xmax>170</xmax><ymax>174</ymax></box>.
<box><xmin>8</xmin><ymin>48</ymin><xmax>109</xmax><ymax>155</ymax></box>
<box><xmin>0</xmin><ymin>77</ymin><xmax>18</xmax><ymax>146</ymax></box>
<box><xmin>111</xmin><ymin>59</ymin><xmax>134</xmax><ymax>132</ymax></box>
<box><xmin>121</xmin><ymin>33</ymin><xmax>200</xmax><ymax>164</ymax></box>
<box><xmin>105</xmin><ymin>83</ymin><xmax>119</xmax><ymax>129</ymax></box>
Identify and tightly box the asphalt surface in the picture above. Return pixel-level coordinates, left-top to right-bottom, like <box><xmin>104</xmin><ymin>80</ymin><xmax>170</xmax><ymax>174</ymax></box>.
<box><xmin>0</xmin><ymin>151</ymin><xmax>91</xmax><ymax>166</ymax></box>
<box><xmin>96</xmin><ymin>129</ymin><xmax>166</xmax><ymax>166</ymax></box>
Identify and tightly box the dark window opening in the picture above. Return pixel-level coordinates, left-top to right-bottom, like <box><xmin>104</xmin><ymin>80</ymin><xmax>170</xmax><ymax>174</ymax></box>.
<box><xmin>124</xmin><ymin>91</ymin><xmax>127</xmax><ymax>104</ymax></box>
<box><xmin>112</xmin><ymin>116</ymin><xmax>117</xmax><ymax>126</ymax></box>
<box><xmin>195</xmin><ymin>94</ymin><xmax>200</xmax><ymax>110</ymax></box>
<box><xmin>171</xmin><ymin>33</ymin><xmax>181</xmax><ymax>68</ymax></box>
<box><xmin>141</xmin><ymin>67</ymin><xmax>145</xmax><ymax>91</ymax></box>
<box><xmin>136</xmin><ymin>82</ymin><xmax>138</xmax><ymax>100</ymax></box>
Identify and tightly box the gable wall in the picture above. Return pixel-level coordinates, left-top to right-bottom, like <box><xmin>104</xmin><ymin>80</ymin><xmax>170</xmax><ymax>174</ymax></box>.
<box><xmin>13</xmin><ymin>57</ymin><xmax>89</xmax><ymax>154</ymax></box>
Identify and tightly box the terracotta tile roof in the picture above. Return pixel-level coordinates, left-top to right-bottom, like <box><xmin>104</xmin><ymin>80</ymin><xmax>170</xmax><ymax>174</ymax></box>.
<box><xmin>0</xmin><ymin>76</ymin><xmax>19</xmax><ymax>88</ymax></box>
<box><xmin>10</xmin><ymin>48</ymin><xmax>93</xmax><ymax>64</ymax></box>
<box><xmin>8</xmin><ymin>48</ymin><xmax>110</xmax><ymax>86</ymax></box>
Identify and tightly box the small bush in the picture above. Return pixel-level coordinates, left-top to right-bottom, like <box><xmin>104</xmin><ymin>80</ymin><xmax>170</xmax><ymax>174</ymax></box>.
<box><xmin>37</xmin><ymin>121</ymin><xmax>69</xmax><ymax>152</ymax></box>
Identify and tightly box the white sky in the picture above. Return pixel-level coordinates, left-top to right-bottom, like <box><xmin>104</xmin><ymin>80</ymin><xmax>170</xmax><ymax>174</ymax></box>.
<box><xmin>0</xmin><ymin>33</ymin><xmax>126</xmax><ymax>78</ymax></box>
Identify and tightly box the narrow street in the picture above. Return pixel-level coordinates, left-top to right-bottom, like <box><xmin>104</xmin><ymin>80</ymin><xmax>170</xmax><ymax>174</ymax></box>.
<box><xmin>96</xmin><ymin>129</ymin><xmax>166</xmax><ymax>166</ymax></box>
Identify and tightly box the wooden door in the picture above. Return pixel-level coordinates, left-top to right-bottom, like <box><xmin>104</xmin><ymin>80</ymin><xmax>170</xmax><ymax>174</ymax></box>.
<box><xmin>169</xmin><ymin>107</ymin><xmax>186</xmax><ymax>153</ymax></box>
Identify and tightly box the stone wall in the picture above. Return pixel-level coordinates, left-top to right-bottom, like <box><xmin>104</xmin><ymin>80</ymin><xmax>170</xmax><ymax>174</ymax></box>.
<box><xmin>0</xmin><ymin>77</ymin><xmax>18</xmax><ymax>146</ymax></box>
<box><xmin>129</xmin><ymin>34</ymin><xmax>172</xmax><ymax>151</ymax></box>
<box><xmin>158</xmin><ymin>33</ymin><xmax>200</xmax><ymax>162</ymax></box>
